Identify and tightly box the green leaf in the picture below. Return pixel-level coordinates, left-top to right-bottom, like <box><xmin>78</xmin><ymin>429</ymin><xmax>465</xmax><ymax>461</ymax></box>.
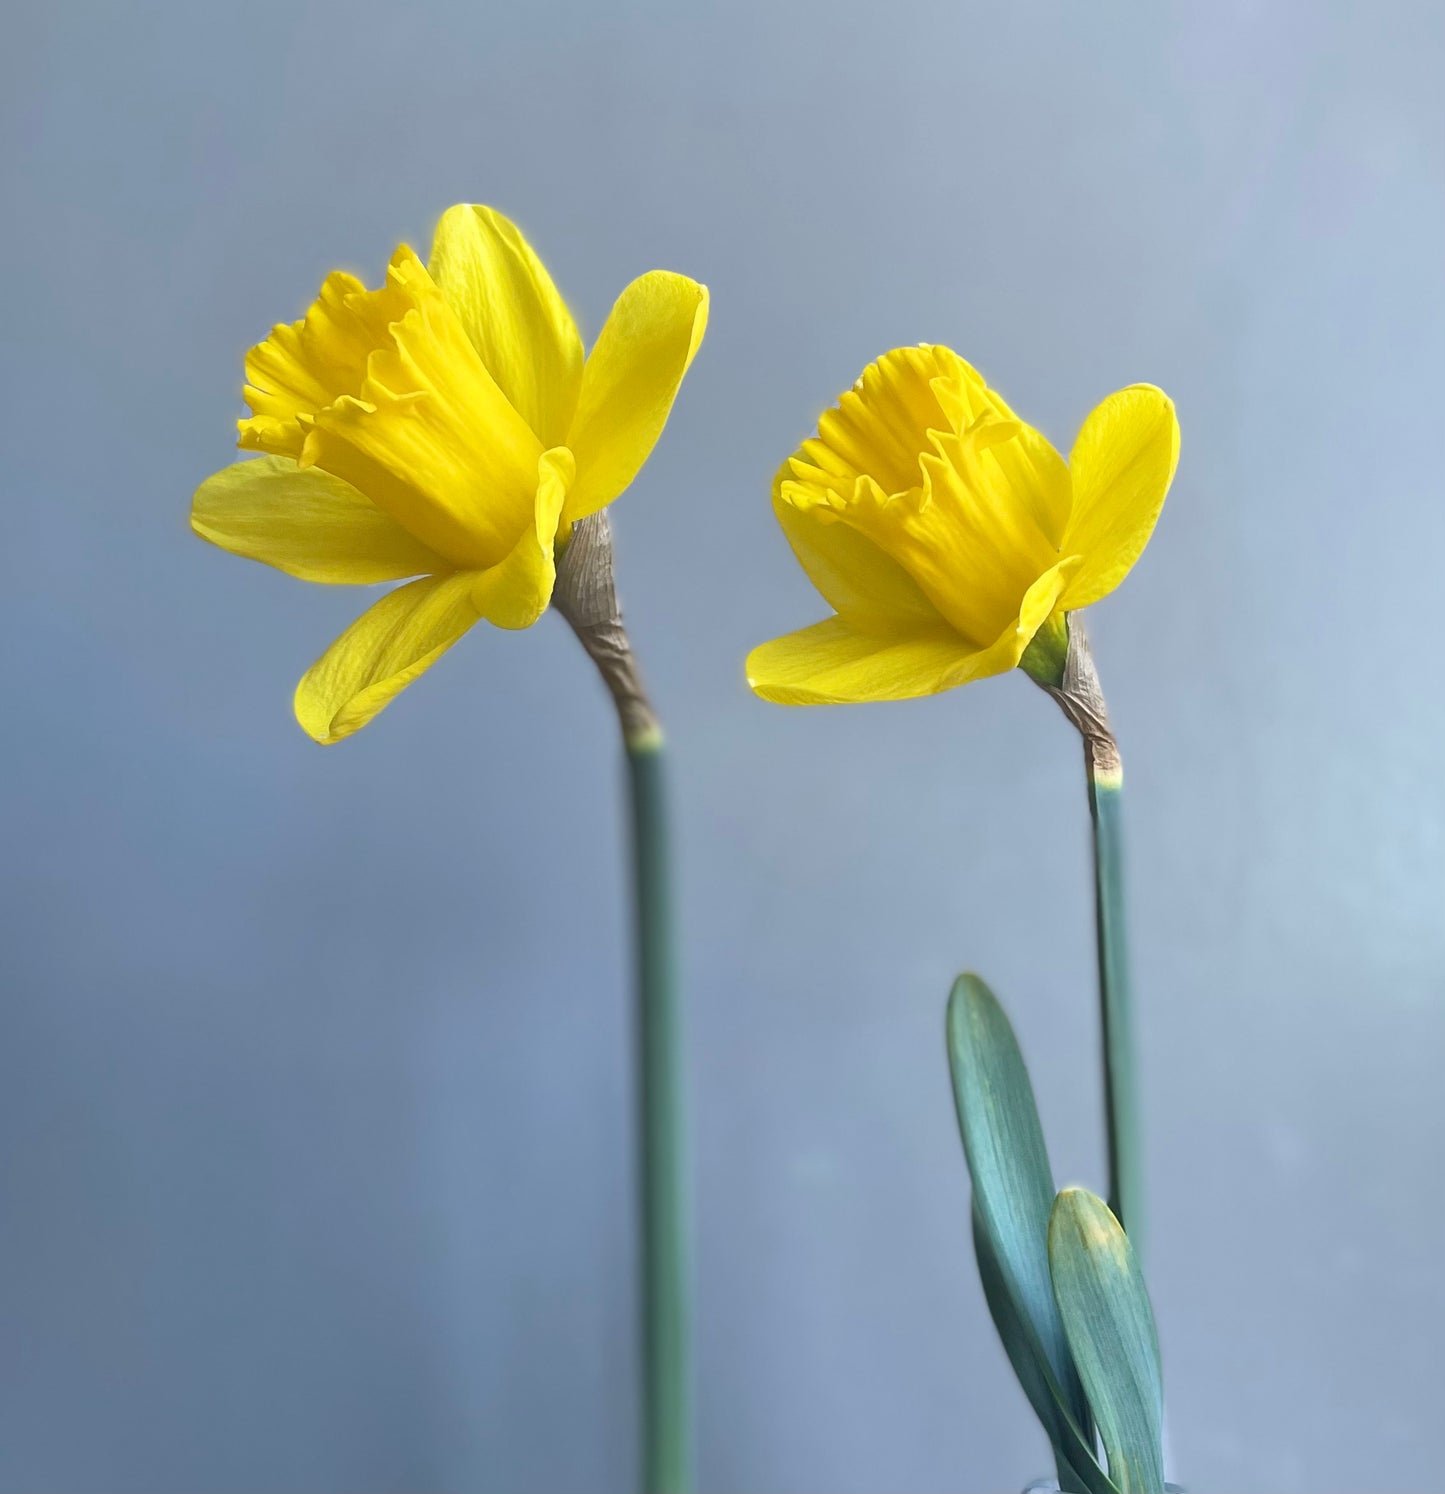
<box><xmin>1048</xmin><ymin>1188</ymin><xmax>1165</xmax><ymax>1494</ymax></box>
<box><xmin>971</xmin><ymin>1202</ymin><xmax>1059</xmax><ymax>1434</ymax></box>
<box><xmin>947</xmin><ymin>975</ymin><xmax>1109</xmax><ymax>1493</ymax></box>
<box><xmin>972</xmin><ymin>1206</ymin><xmax>1116</xmax><ymax>1494</ymax></box>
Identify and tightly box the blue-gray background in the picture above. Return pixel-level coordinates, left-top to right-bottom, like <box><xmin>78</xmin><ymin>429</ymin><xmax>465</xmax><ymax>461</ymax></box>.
<box><xmin>4</xmin><ymin>3</ymin><xmax>1443</xmax><ymax>1490</ymax></box>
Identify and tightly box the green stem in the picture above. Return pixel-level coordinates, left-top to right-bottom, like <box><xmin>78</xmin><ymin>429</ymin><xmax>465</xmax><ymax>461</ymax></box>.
<box><xmin>1086</xmin><ymin>758</ymin><xmax>1143</xmax><ymax>1258</ymax></box>
<box><xmin>553</xmin><ymin>512</ymin><xmax>692</xmax><ymax>1492</ymax></box>
<box><xmin>625</xmin><ymin>733</ymin><xmax>692</xmax><ymax>1494</ymax></box>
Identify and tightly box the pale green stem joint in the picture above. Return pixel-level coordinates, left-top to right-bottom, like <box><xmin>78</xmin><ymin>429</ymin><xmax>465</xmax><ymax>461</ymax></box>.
<box><xmin>1019</xmin><ymin>610</ymin><xmax>1069</xmax><ymax>688</ymax></box>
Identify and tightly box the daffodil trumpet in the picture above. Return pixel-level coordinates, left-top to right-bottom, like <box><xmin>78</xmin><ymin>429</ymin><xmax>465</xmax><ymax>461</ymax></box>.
<box><xmin>747</xmin><ymin>343</ymin><xmax>1179</xmax><ymax>1250</ymax></box>
<box><xmin>190</xmin><ymin>204</ymin><xmax>707</xmax><ymax>1493</ymax></box>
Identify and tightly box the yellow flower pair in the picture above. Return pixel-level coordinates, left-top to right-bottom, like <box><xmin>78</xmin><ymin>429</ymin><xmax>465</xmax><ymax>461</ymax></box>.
<box><xmin>192</xmin><ymin>204</ymin><xmax>1178</xmax><ymax>739</ymax></box>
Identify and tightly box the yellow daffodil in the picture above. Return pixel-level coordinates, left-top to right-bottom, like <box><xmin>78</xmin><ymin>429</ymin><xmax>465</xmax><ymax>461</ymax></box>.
<box><xmin>192</xmin><ymin>205</ymin><xmax>708</xmax><ymax>743</ymax></box>
<box><xmin>746</xmin><ymin>345</ymin><xmax>1178</xmax><ymax>705</ymax></box>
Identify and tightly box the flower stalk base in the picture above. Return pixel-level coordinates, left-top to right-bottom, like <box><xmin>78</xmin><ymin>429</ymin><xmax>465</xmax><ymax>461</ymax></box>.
<box><xmin>554</xmin><ymin>513</ymin><xmax>661</xmax><ymax>748</ymax></box>
<box><xmin>1034</xmin><ymin>619</ymin><xmax>1141</xmax><ymax>1253</ymax></box>
<box><xmin>555</xmin><ymin>512</ymin><xmax>692</xmax><ymax>1492</ymax></box>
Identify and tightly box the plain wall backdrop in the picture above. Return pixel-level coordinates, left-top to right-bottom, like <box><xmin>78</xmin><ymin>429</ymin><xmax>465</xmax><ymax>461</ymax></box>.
<box><xmin>3</xmin><ymin>2</ymin><xmax>1443</xmax><ymax>1490</ymax></box>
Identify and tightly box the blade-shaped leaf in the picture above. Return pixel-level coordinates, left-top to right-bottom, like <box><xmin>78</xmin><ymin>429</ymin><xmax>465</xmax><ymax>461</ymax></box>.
<box><xmin>973</xmin><ymin>1205</ymin><xmax>1117</xmax><ymax>1494</ymax></box>
<box><xmin>1048</xmin><ymin>1188</ymin><xmax>1165</xmax><ymax>1494</ymax></box>
<box><xmin>946</xmin><ymin>976</ymin><xmax>1101</xmax><ymax>1483</ymax></box>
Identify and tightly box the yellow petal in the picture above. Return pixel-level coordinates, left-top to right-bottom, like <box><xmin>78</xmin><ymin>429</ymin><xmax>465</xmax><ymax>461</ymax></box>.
<box><xmin>747</xmin><ymin>618</ymin><xmax>980</xmax><ymax>705</ymax></box>
<box><xmin>427</xmin><ymin>205</ymin><xmax>585</xmax><ymax>447</ymax></box>
<box><xmin>1060</xmin><ymin>384</ymin><xmax>1179</xmax><ymax>610</ymax></box>
<box><xmin>299</xmin><ymin>248</ymin><xmax>543</xmax><ymax>569</ymax></box>
<box><xmin>191</xmin><ymin>457</ymin><xmax>451</xmax><ymax>583</ymax></box>
<box><xmin>564</xmin><ymin>271</ymin><xmax>708</xmax><ymax>522</ymax></box>
<box><xmin>773</xmin><ymin>480</ymin><xmax>945</xmax><ymax>630</ymax></box>
<box><xmin>293</xmin><ymin>571</ymin><xmax>482</xmax><ymax>744</ymax></box>
<box><xmin>471</xmin><ymin>448</ymin><xmax>573</xmax><ymax>629</ymax></box>
<box><xmin>747</xmin><ymin>558</ymin><xmax>1077</xmax><ymax>705</ymax></box>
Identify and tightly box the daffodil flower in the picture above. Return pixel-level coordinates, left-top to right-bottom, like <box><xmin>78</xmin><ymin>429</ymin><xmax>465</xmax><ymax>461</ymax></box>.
<box><xmin>192</xmin><ymin>205</ymin><xmax>708</xmax><ymax>742</ymax></box>
<box><xmin>746</xmin><ymin>345</ymin><xmax>1178</xmax><ymax>705</ymax></box>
